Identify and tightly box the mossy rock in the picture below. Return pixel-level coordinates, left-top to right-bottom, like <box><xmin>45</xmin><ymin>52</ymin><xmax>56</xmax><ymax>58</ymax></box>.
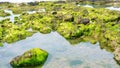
<box><xmin>63</xmin><ymin>14</ymin><xmax>74</xmax><ymax>22</ymax></box>
<box><xmin>3</xmin><ymin>28</ymin><xmax>33</xmax><ymax>43</ymax></box>
<box><xmin>10</xmin><ymin>48</ymin><xmax>48</xmax><ymax>67</ymax></box>
<box><xmin>57</xmin><ymin>22</ymin><xmax>77</xmax><ymax>39</ymax></box>
<box><xmin>114</xmin><ymin>46</ymin><xmax>120</xmax><ymax>65</ymax></box>
<box><xmin>75</xmin><ymin>16</ymin><xmax>90</xmax><ymax>25</ymax></box>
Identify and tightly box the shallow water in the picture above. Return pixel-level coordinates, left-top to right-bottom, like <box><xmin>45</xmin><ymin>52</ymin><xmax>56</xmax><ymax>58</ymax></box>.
<box><xmin>0</xmin><ymin>10</ymin><xmax>20</xmax><ymax>22</ymax></box>
<box><xmin>0</xmin><ymin>32</ymin><xmax>119</xmax><ymax>68</ymax></box>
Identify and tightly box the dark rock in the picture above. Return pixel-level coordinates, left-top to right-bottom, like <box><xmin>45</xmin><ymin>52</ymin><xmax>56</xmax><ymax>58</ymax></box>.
<box><xmin>82</xmin><ymin>18</ymin><xmax>90</xmax><ymax>25</ymax></box>
<box><xmin>75</xmin><ymin>16</ymin><xmax>90</xmax><ymax>25</ymax></box>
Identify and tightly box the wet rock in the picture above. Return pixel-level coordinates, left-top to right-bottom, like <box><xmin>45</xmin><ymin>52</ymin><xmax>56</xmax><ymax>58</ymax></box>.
<box><xmin>82</xmin><ymin>18</ymin><xmax>90</xmax><ymax>25</ymax></box>
<box><xmin>57</xmin><ymin>22</ymin><xmax>77</xmax><ymax>39</ymax></box>
<box><xmin>10</xmin><ymin>48</ymin><xmax>48</xmax><ymax>67</ymax></box>
<box><xmin>114</xmin><ymin>47</ymin><xmax>120</xmax><ymax>65</ymax></box>
<box><xmin>75</xmin><ymin>17</ymin><xmax>90</xmax><ymax>25</ymax></box>
<box><xmin>75</xmin><ymin>16</ymin><xmax>82</xmax><ymax>24</ymax></box>
<box><xmin>55</xmin><ymin>13</ymin><xmax>64</xmax><ymax>20</ymax></box>
<box><xmin>64</xmin><ymin>14</ymin><xmax>74</xmax><ymax>22</ymax></box>
<box><xmin>82</xmin><ymin>9</ymin><xmax>89</xmax><ymax>16</ymax></box>
<box><xmin>116</xmin><ymin>21</ymin><xmax>120</xmax><ymax>24</ymax></box>
<box><xmin>52</xmin><ymin>11</ymin><xmax>57</xmax><ymax>15</ymax></box>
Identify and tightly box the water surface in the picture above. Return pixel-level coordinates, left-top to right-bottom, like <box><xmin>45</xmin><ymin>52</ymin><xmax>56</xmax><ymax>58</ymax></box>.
<box><xmin>0</xmin><ymin>32</ymin><xmax>119</xmax><ymax>68</ymax></box>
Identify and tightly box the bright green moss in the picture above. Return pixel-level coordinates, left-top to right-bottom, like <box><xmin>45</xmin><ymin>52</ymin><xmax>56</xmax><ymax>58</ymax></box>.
<box><xmin>57</xmin><ymin>22</ymin><xmax>77</xmax><ymax>39</ymax></box>
<box><xmin>10</xmin><ymin>48</ymin><xmax>48</xmax><ymax>67</ymax></box>
<box><xmin>0</xmin><ymin>2</ymin><xmax>120</xmax><ymax>55</ymax></box>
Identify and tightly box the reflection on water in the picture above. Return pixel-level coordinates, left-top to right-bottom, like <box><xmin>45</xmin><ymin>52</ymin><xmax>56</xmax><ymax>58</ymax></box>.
<box><xmin>0</xmin><ymin>32</ymin><xmax>119</xmax><ymax>68</ymax></box>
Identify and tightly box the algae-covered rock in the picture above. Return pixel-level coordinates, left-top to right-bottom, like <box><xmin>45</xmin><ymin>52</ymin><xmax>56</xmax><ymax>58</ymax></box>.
<box><xmin>57</xmin><ymin>22</ymin><xmax>77</xmax><ymax>39</ymax></box>
<box><xmin>10</xmin><ymin>48</ymin><xmax>48</xmax><ymax>67</ymax></box>
<box><xmin>76</xmin><ymin>18</ymin><xmax>90</xmax><ymax>25</ymax></box>
<box><xmin>74</xmin><ymin>15</ymin><xmax>90</xmax><ymax>25</ymax></box>
<box><xmin>114</xmin><ymin>47</ymin><xmax>120</xmax><ymax>65</ymax></box>
<box><xmin>64</xmin><ymin>14</ymin><xmax>74</xmax><ymax>22</ymax></box>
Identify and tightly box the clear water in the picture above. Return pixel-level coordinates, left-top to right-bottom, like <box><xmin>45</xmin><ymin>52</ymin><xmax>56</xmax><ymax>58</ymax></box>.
<box><xmin>0</xmin><ymin>32</ymin><xmax>119</xmax><ymax>68</ymax></box>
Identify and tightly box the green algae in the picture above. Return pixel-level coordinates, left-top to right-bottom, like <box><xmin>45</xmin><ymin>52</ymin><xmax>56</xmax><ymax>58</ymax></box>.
<box><xmin>0</xmin><ymin>2</ymin><xmax>119</xmax><ymax>47</ymax></box>
<box><xmin>0</xmin><ymin>2</ymin><xmax>119</xmax><ymax>46</ymax></box>
<box><xmin>10</xmin><ymin>48</ymin><xmax>48</xmax><ymax>67</ymax></box>
<box><xmin>57</xmin><ymin>22</ymin><xmax>77</xmax><ymax>39</ymax></box>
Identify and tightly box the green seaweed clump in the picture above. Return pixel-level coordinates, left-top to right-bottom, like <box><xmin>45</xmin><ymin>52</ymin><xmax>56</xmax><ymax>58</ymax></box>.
<box><xmin>0</xmin><ymin>10</ymin><xmax>10</xmax><ymax>17</ymax></box>
<box><xmin>10</xmin><ymin>48</ymin><xmax>48</xmax><ymax>68</ymax></box>
<box><xmin>57</xmin><ymin>22</ymin><xmax>77</xmax><ymax>39</ymax></box>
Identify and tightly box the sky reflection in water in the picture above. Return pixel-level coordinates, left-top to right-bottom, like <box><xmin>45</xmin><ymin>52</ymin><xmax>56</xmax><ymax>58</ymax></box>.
<box><xmin>0</xmin><ymin>32</ymin><xmax>119</xmax><ymax>68</ymax></box>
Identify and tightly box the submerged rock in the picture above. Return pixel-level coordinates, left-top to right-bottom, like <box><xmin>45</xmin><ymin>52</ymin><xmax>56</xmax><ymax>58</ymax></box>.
<box><xmin>114</xmin><ymin>47</ymin><xmax>120</xmax><ymax>65</ymax></box>
<box><xmin>10</xmin><ymin>48</ymin><xmax>48</xmax><ymax>67</ymax></box>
